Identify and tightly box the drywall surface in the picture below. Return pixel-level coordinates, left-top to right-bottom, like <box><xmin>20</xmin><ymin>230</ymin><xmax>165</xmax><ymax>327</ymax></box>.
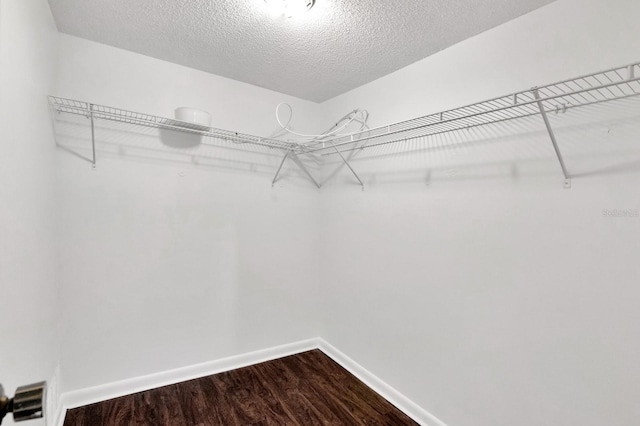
<box><xmin>54</xmin><ymin>35</ymin><xmax>324</xmax><ymax>392</ymax></box>
<box><xmin>321</xmin><ymin>181</ymin><xmax>640</xmax><ymax>426</ymax></box>
<box><xmin>318</xmin><ymin>0</ymin><xmax>640</xmax><ymax>425</ymax></box>
<box><xmin>323</xmin><ymin>0</ymin><xmax>640</xmax><ymax>129</ymax></box>
<box><xmin>0</xmin><ymin>0</ymin><xmax>60</xmax><ymax>424</ymax></box>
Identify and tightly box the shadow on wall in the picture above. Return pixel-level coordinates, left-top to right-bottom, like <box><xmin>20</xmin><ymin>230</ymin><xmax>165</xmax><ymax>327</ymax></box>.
<box><xmin>48</xmin><ymin>108</ymin><xmax>322</xmax><ymax>187</ymax></box>
<box><xmin>321</xmin><ymin>96</ymin><xmax>640</xmax><ymax>187</ymax></box>
<box><xmin>159</xmin><ymin>128</ymin><xmax>203</xmax><ymax>149</ymax></box>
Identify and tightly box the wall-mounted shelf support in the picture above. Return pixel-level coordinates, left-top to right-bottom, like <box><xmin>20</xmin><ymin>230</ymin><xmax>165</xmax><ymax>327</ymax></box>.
<box><xmin>272</xmin><ymin>146</ymin><xmax>293</xmax><ymax>187</ymax></box>
<box><xmin>307</xmin><ymin>63</ymin><xmax>640</xmax><ymax>193</ymax></box>
<box><xmin>533</xmin><ymin>89</ymin><xmax>571</xmax><ymax>188</ymax></box>
<box><xmin>328</xmin><ymin>140</ymin><xmax>365</xmax><ymax>190</ymax></box>
<box><xmin>290</xmin><ymin>152</ymin><xmax>321</xmax><ymax>189</ymax></box>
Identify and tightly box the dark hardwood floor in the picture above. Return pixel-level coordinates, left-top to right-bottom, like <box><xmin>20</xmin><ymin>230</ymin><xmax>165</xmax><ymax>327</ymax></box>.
<box><xmin>63</xmin><ymin>349</ymin><xmax>418</xmax><ymax>425</ymax></box>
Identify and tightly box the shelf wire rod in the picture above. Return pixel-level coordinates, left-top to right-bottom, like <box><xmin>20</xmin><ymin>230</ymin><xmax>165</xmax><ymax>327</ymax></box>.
<box><xmin>322</xmin><ymin>90</ymin><xmax>640</xmax><ymax>156</ymax></box>
<box><xmin>517</xmin><ymin>102</ymin><xmax>543</xmax><ymax>116</ymax></box>
<box><xmin>330</xmin><ymin>90</ymin><xmax>637</xmax><ymax>157</ymax></box>
<box><xmin>538</xmin><ymin>86</ymin><xmax>572</xmax><ymax>113</ymax></box>
<box><xmin>459</xmin><ymin>113</ymin><xmax>498</xmax><ymax>129</ymax></box>
<box><xmin>342</xmin><ymin>91</ymin><xmax>516</xmax><ymax>138</ymax></box>
<box><xmin>612</xmin><ymin>69</ymin><xmax>635</xmax><ymax>94</ymax></box>
<box><xmin>50</xmin><ymin>97</ymin><xmax>292</xmax><ymax>151</ymax></box>
<box><xmin>592</xmin><ymin>75</ymin><xmax>619</xmax><ymax>98</ymax></box>
<box><xmin>490</xmin><ymin>98</ymin><xmax>528</xmax><ymax>117</ymax></box>
<box><xmin>538</xmin><ymin>86</ymin><xmax>564</xmax><ymax>102</ymax></box>
<box><xmin>461</xmin><ymin>103</ymin><xmax>493</xmax><ymax>116</ymax></box>
<box><xmin>454</xmin><ymin>104</ymin><xmax>492</xmax><ymax>119</ymax></box>
<box><xmin>327</xmin><ymin>140</ymin><xmax>364</xmax><ymax>189</ymax></box>
<box><xmin>272</xmin><ymin>146</ymin><xmax>293</xmax><ymax>187</ymax></box>
<box><xmin>533</xmin><ymin>89</ymin><xmax>570</xmax><ymax>187</ymax></box>
<box><xmin>444</xmin><ymin>106</ymin><xmax>486</xmax><ymax>125</ymax></box>
<box><xmin>314</xmin><ymin>75</ymin><xmax>640</xmax><ymax>155</ymax></box>
<box><xmin>592</xmin><ymin>74</ymin><xmax>620</xmax><ymax>98</ymax></box>
<box><xmin>241</xmin><ymin>84</ymin><xmax>628</xmax><ymax>161</ymax></box>
<box><xmin>574</xmin><ymin>79</ymin><xmax>602</xmax><ymax>102</ymax></box>
<box><xmin>559</xmin><ymin>93</ymin><xmax>583</xmax><ymax>109</ymax></box>
<box><xmin>594</xmin><ymin>86</ymin><xmax>615</xmax><ymax>101</ymax></box>
<box><xmin>559</xmin><ymin>82</ymin><xmax>592</xmax><ymax>104</ymax></box>
<box><xmin>487</xmin><ymin>98</ymin><xmax>516</xmax><ymax>111</ymax></box>
<box><xmin>441</xmin><ymin>108</ymin><xmax>470</xmax><ymax>120</ymax></box>
<box><xmin>537</xmin><ymin>63</ymin><xmax>634</xmax><ymax>90</ymax></box>
<box><xmin>468</xmin><ymin>101</ymin><xmax>520</xmax><ymax>121</ymax></box>
<box><xmin>310</xmin><ymin>96</ymin><xmax>554</xmax><ymax>153</ymax></box>
<box><xmin>393</xmin><ymin>115</ymin><xmax>439</xmax><ymax>132</ymax></box>
<box><xmin>320</xmin><ymin>110</ymin><xmax>550</xmax><ymax>157</ymax></box>
<box><xmin>603</xmin><ymin>72</ymin><xmax>630</xmax><ymax>97</ymax></box>
<box><xmin>428</xmin><ymin>119</ymin><xmax>471</xmax><ymax>133</ymax></box>
<box><xmin>556</xmin><ymin>90</ymin><xmax>640</xmax><ymax>116</ymax></box>
<box><xmin>539</xmin><ymin>85</ymin><xmax>561</xmax><ymax>97</ymax></box>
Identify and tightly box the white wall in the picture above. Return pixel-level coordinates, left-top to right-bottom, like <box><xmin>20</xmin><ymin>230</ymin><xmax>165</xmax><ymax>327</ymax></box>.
<box><xmin>53</xmin><ymin>35</ymin><xmax>325</xmax><ymax>392</ymax></box>
<box><xmin>323</xmin><ymin>0</ymin><xmax>640</xmax><ymax>129</ymax></box>
<box><xmin>318</xmin><ymin>0</ymin><xmax>640</xmax><ymax>425</ymax></box>
<box><xmin>0</xmin><ymin>0</ymin><xmax>60</xmax><ymax>424</ymax></box>
<box><xmin>54</xmin><ymin>34</ymin><xmax>331</xmax><ymax>137</ymax></box>
<box><xmin>6</xmin><ymin>2</ymin><xmax>640</xmax><ymax>426</ymax></box>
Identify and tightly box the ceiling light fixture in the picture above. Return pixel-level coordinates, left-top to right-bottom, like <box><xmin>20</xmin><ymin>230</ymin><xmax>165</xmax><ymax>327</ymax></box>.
<box><xmin>264</xmin><ymin>0</ymin><xmax>315</xmax><ymax>18</ymax></box>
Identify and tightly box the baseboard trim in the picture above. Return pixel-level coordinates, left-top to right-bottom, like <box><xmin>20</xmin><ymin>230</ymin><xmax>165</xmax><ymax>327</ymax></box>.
<box><xmin>58</xmin><ymin>338</ymin><xmax>320</xmax><ymax>425</ymax></box>
<box><xmin>52</xmin><ymin>405</ymin><xmax>66</xmax><ymax>426</ymax></box>
<box><xmin>317</xmin><ymin>339</ymin><xmax>447</xmax><ymax>426</ymax></box>
<box><xmin>57</xmin><ymin>337</ymin><xmax>446</xmax><ymax>426</ymax></box>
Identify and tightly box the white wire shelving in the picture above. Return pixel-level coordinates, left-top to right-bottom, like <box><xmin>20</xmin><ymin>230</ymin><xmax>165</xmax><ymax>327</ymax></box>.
<box><xmin>310</xmin><ymin>61</ymin><xmax>640</xmax><ymax>188</ymax></box>
<box><xmin>48</xmin><ymin>96</ymin><xmax>294</xmax><ymax>150</ymax></box>
<box><xmin>49</xmin><ymin>61</ymin><xmax>640</xmax><ymax>189</ymax></box>
<box><xmin>48</xmin><ymin>96</ymin><xmax>324</xmax><ymax>187</ymax></box>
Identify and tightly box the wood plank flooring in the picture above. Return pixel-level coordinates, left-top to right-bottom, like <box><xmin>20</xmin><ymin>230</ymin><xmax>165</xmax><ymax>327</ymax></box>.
<box><xmin>63</xmin><ymin>349</ymin><xmax>418</xmax><ymax>425</ymax></box>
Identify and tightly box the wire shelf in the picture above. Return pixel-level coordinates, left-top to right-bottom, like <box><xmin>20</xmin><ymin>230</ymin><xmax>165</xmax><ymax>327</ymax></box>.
<box><xmin>48</xmin><ymin>61</ymin><xmax>640</xmax><ymax>189</ymax></box>
<box><xmin>310</xmin><ymin>62</ymin><xmax>640</xmax><ymax>156</ymax></box>
<box><xmin>48</xmin><ymin>96</ymin><xmax>294</xmax><ymax>151</ymax></box>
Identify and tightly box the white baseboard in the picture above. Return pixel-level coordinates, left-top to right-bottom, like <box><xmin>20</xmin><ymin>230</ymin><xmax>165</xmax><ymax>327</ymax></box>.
<box><xmin>57</xmin><ymin>338</ymin><xmax>320</xmax><ymax>425</ymax></box>
<box><xmin>57</xmin><ymin>337</ymin><xmax>446</xmax><ymax>426</ymax></box>
<box><xmin>317</xmin><ymin>339</ymin><xmax>447</xmax><ymax>426</ymax></box>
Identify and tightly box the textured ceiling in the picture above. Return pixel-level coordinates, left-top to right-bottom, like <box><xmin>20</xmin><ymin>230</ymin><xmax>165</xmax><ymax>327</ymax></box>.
<box><xmin>48</xmin><ymin>0</ymin><xmax>555</xmax><ymax>102</ymax></box>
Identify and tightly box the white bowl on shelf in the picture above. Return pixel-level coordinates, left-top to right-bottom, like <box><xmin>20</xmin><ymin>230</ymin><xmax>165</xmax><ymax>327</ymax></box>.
<box><xmin>174</xmin><ymin>107</ymin><xmax>211</xmax><ymax>127</ymax></box>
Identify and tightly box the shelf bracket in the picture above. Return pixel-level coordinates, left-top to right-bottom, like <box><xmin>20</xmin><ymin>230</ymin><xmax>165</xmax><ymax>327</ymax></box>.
<box><xmin>327</xmin><ymin>141</ymin><xmax>365</xmax><ymax>190</ymax></box>
<box><xmin>89</xmin><ymin>104</ymin><xmax>96</xmax><ymax>169</ymax></box>
<box><xmin>272</xmin><ymin>147</ymin><xmax>292</xmax><ymax>187</ymax></box>
<box><xmin>290</xmin><ymin>152</ymin><xmax>321</xmax><ymax>189</ymax></box>
<box><xmin>533</xmin><ymin>89</ymin><xmax>571</xmax><ymax>188</ymax></box>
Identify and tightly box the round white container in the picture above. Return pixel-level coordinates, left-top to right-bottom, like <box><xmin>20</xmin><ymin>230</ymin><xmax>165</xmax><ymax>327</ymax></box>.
<box><xmin>174</xmin><ymin>107</ymin><xmax>211</xmax><ymax>127</ymax></box>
